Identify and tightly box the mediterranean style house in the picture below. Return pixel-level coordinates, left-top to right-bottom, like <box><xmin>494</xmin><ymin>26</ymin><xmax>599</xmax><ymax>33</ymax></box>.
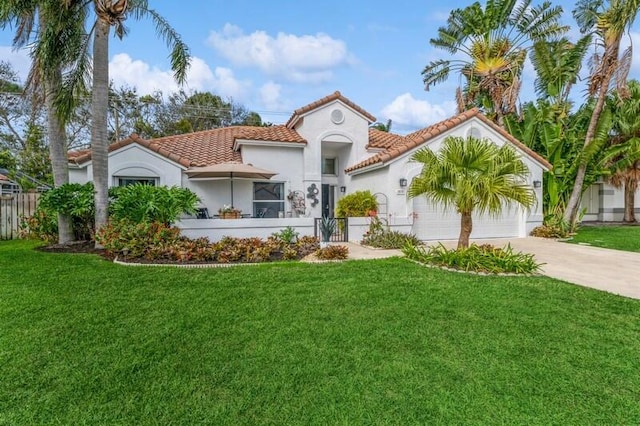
<box><xmin>68</xmin><ymin>91</ymin><xmax>550</xmax><ymax>241</ymax></box>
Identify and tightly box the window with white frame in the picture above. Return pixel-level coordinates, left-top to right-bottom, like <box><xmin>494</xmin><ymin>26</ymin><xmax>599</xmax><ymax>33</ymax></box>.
<box><xmin>116</xmin><ymin>177</ymin><xmax>158</xmax><ymax>186</ymax></box>
<box><xmin>253</xmin><ymin>182</ymin><xmax>285</xmax><ymax>218</ymax></box>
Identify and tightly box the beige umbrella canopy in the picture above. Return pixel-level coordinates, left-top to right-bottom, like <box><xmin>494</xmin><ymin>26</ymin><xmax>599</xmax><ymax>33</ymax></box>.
<box><xmin>185</xmin><ymin>162</ymin><xmax>277</xmax><ymax>208</ymax></box>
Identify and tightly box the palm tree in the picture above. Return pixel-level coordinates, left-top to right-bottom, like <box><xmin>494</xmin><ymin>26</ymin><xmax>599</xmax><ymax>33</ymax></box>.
<box><xmin>85</xmin><ymin>0</ymin><xmax>190</xmax><ymax>243</ymax></box>
<box><xmin>422</xmin><ymin>0</ymin><xmax>567</xmax><ymax>126</ymax></box>
<box><xmin>563</xmin><ymin>0</ymin><xmax>640</xmax><ymax>226</ymax></box>
<box><xmin>371</xmin><ymin>119</ymin><xmax>392</xmax><ymax>132</ymax></box>
<box><xmin>530</xmin><ymin>36</ymin><xmax>591</xmax><ymax>107</ymax></box>
<box><xmin>408</xmin><ymin>136</ymin><xmax>535</xmax><ymax>248</ymax></box>
<box><xmin>602</xmin><ymin>80</ymin><xmax>640</xmax><ymax>222</ymax></box>
<box><xmin>0</xmin><ymin>0</ymin><xmax>87</xmax><ymax>244</ymax></box>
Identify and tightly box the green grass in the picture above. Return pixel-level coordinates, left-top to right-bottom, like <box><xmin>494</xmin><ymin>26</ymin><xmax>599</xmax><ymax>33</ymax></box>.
<box><xmin>567</xmin><ymin>225</ymin><xmax>640</xmax><ymax>252</ymax></box>
<box><xmin>1</xmin><ymin>240</ymin><xmax>640</xmax><ymax>425</ymax></box>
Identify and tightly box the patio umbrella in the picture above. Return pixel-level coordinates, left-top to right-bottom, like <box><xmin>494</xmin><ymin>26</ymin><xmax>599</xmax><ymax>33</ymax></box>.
<box><xmin>185</xmin><ymin>162</ymin><xmax>277</xmax><ymax>208</ymax></box>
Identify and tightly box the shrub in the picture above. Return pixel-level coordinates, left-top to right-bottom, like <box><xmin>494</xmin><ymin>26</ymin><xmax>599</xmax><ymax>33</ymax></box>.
<box><xmin>403</xmin><ymin>242</ymin><xmax>541</xmax><ymax>275</ymax></box>
<box><xmin>361</xmin><ymin>216</ymin><xmax>421</xmax><ymax>249</ymax></box>
<box><xmin>336</xmin><ymin>190</ymin><xmax>378</xmax><ymax>217</ymax></box>
<box><xmin>319</xmin><ymin>216</ymin><xmax>336</xmax><ymax>242</ymax></box>
<box><xmin>97</xmin><ymin>223</ymin><xmax>319</xmax><ymax>264</ymax></box>
<box><xmin>296</xmin><ymin>236</ymin><xmax>320</xmax><ymax>257</ymax></box>
<box><xmin>109</xmin><ymin>184</ymin><xmax>199</xmax><ymax>225</ymax></box>
<box><xmin>19</xmin><ymin>210</ymin><xmax>58</xmax><ymax>243</ymax></box>
<box><xmin>95</xmin><ymin>220</ymin><xmax>182</xmax><ymax>259</ymax></box>
<box><xmin>272</xmin><ymin>226</ymin><xmax>299</xmax><ymax>244</ymax></box>
<box><xmin>315</xmin><ymin>245</ymin><xmax>349</xmax><ymax>260</ymax></box>
<box><xmin>22</xmin><ymin>183</ymin><xmax>95</xmax><ymax>241</ymax></box>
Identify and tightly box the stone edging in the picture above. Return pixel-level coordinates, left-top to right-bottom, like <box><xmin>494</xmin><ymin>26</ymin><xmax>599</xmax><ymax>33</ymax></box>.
<box><xmin>113</xmin><ymin>257</ymin><xmax>262</xmax><ymax>269</ymax></box>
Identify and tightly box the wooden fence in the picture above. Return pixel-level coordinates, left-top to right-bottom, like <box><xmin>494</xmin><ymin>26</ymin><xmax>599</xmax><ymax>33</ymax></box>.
<box><xmin>0</xmin><ymin>193</ymin><xmax>40</xmax><ymax>240</ymax></box>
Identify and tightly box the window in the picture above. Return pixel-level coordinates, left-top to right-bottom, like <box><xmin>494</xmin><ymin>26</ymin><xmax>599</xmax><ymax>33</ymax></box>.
<box><xmin>117</xmin><ymin>177</ymin><xmax>157</xmax><ymax>186</ymax></box>
<box><xmin>253</xmin><ymin>182</ymin><xmax>284</xmax><ymax>218</ymax></box>
<box><xmin>322</xmin><ymin>158</ymin><xmax>336</xmax><ymax>175</ymax></box>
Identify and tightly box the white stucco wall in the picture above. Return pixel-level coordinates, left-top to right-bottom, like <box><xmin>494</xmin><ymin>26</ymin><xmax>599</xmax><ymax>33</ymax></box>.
<box><xmin>345</xmin><ymin>117</ymin><xmax>546</xmax><ymax>238</ymax></box>
<box><xmin>69</xmin><ymin>167</ymin><xmax>87</xmax><ymax>184</ymax></box>
<box><xmin>581</xmin><ymin>182</ymin><xmax>640</xmax><ymax>222</ymax></box>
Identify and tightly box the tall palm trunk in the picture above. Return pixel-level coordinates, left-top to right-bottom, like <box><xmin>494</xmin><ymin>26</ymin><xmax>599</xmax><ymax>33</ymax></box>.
<box><xmin>44</xmin><ymin>69</ymin><xmax>74</xmax><ymax>243</ymax></box>
<box><xmin>92</xmin><ymin>18</ymin><xmax>110</xmax><ymax>247</ymax></box>
<box><xmin>563</xmin><ymin>60</ymin><xmax>616</xmax><ymax>226</ymax></box>
<box><xmin>458</xmin><ymin>211</ymin><xmax>473</xmax><ymax>249</ymax></box>
<box><xmin>624</xmin><ymin>177</ymin><xmax>637</xmax><ymax>222</ymax></box>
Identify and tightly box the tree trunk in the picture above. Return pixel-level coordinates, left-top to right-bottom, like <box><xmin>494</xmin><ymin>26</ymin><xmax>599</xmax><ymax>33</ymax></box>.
<box><xmin>563</xmin><ymin>47</ymin><xmax>619</xmax><ymax>228</ymax></box>
<box><xmin>563</xmin><ymin>76</ymin><xmax>614</xmax><ymax>227</ymax></box>
<box><xmin>42</xmin><ymin>25</ymin><xmax>73</xmax><ymax>244</ymax></box>
<box><xmin>92</xmin><ymin>19</ymin><xmax>110</xmax><ymax>248</ymax></box>
<box><xmin>458</xmin><ymin>211</ymin><xmax>473</xmax><ymax>249</ymax></box>
<box><xmin>624</xmin><ymin>177</ymin><xmax>637</xmax><ymax>223</ymax></box>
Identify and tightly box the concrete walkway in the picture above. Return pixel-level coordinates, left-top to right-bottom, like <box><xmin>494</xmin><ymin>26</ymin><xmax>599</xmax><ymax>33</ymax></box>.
<box><xmin>346</xmin><ymin>239</ymin><xmax>640</xmax><ymax>300</ymax></box>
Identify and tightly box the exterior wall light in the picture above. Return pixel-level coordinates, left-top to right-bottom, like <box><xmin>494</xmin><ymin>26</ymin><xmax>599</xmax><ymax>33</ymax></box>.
<box><xmin>340</xmin><ymin>186</ymin><xmax>346</xmax><ymax>193</ymax></box>
<box><xmin>533</xmin><ymin>180</ymin><xmax>541</xmax><ymax>188</ymax></box>
<box><xmin>399</xmin><ymin>178</ymin><xmax>408</xmax><ymax>187</ymax></box>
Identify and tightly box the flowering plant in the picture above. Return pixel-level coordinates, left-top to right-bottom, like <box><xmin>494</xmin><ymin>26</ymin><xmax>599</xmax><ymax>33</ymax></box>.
<box><xmin>218</xmin><ymin>204</ymin><xmax>240</xmax><ymax>214</ymax></box>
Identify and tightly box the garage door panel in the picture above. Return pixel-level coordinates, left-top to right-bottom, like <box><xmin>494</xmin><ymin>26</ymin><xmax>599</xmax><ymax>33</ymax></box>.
<box><xmin>412</xmin><ymin>196</ymin><xmax>521</xmax><ymax>240</ymax></box>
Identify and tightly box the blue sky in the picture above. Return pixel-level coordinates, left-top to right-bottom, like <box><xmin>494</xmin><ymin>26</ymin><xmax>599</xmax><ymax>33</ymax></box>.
<box><xmin>1</xmin><ymin>0</ymin><xmax>640</xmax><ymax>134</ymax></box>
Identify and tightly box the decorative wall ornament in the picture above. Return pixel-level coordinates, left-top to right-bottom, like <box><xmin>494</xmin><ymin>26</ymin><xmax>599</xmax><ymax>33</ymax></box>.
<box><xmin>306</xmin><ymin>183</ymin><xmax>319</xmax><ymax>207</ymax></box>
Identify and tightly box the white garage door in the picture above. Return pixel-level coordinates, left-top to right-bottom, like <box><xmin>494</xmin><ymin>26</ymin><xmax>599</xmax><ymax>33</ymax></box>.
<box><xmin>411</xmin><ymin>196</ymin><xmax>523</xmax><ymax>241</ymax></box>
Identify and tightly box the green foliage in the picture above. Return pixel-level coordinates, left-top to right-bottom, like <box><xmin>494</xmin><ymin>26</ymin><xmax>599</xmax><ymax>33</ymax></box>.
<box><xmin>109</xmin><ymin>184</ymin><xmax>199</xmax><ymax>224</ymax></box>
<box><xmin>17</xmin><ymin>123</ymin><xmax>52</xmax><ymax>187</ymax></box>
<box><xmin>531</xmin><ymin>214</ymin><xmax>573</xmax><ymax>239</ymax></box>
<box><xmin>361</xmin><ymin>216</ymin><xmax>421</xmax><ymax>249</ymax></box>
<box><xmin>423</xmin><ymin>0</ymin><xmax>566</xmax><ymax>119</ymax></box>
<box><xmin>319</xmin><ymin>216</ymin><xmax>336</xmax><ymax>242</ymax></box>
<box><xmin>19</xmin><ymin>210</ymin><xmax>58</xmax><ymax>243</ymax></box>
<box><xmin>33</xmin><ymin>183</ymin><xmax>95</xmax><ymax>240</ymax></box>
<box><xmin>403</xmin><ymin>243</ymin><xmax>542</xmax><ymax>275</ymax></box>
<box><xmin>95</xmin><ymin>219</ymin><xmax>319</xmax><ymax>263</ymax></box>
<box><xmin>271</xmin><ymin>226</ymin><xmax>299</xmax><ymax>244</ymax></box>
<box><xmin>336</xmin><ymin>190</ymin><xmax>378</xmax><ymax>217</ymax></box>
<box><xmin>315</xmin><ymin>245</ymin><xmax>349</xmax><ymax>260</ymax></box>
<box><xmin>95</xmin><ymin>220</ymin><xmax>183</xmax><ymax>259</ymax></box>
<box><xmin>0</xmin><ymin>149</ymin><xmax>16</xmax><ymax>170</ymax></box>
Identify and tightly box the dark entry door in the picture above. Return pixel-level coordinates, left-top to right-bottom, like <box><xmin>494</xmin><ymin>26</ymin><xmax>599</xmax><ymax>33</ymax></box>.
<box><xmin>322</xmin><ymin>184</ymin><xmax>335</xmax><ymax>218</ymax></box>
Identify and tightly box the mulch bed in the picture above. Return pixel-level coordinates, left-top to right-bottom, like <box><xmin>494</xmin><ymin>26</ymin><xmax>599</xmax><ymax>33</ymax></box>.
<box><xmin>36</xmin><ymin>241</ymin><xmax>112</xmax><ymax>260</ymax></box>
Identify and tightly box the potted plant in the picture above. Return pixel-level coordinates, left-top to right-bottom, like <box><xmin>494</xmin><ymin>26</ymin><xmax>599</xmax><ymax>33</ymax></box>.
<box><xmin>218</xmin><ymin>204</ymin><xmax>241</xmax><ymax>219</ymax></box>
<box><xmin>319</xmin><ymin>215</ymin><xmax>336</xmax><ymax>248</ymax></box>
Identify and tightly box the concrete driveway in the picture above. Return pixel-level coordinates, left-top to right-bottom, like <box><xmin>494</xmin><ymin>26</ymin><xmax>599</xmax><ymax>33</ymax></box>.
<box><xmin>463</xmin><ymin>237</ymin><xmax>640</xmax><ymax>300</ymax></box>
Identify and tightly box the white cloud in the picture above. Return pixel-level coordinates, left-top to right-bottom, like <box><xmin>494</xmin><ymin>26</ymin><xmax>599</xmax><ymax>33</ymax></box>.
<box><xmin>108</xmin><ymin>53</ymin><xmax>251</xmax><ymax>100</ymax></box>
<box><xmin>258</xmin><ymin>81</ymin><xmax>284</xmax><ymax>110</ymax></box>
<box><xmin>624</xmin><ymin>31</ymin><xmax>640</xmax><ymax>74</ymax></box>
<box><xmin>381</xmin><ymin>93</ymin><xmax>456</xmax><ymax>129</ymax></box>
<box><xmin>109</xmin><ymin>53</ymin><xmax>181</xmax><ymax>94</ymax></box>
<box><xmin>0</xmin><ymin>46</ymin><xmax>31</xmax><ymax>82</ymax></box>
<box><xmin>207</xmin><ymin>24</ymin><xmax>352</xmax><ymax>84</ymax></box>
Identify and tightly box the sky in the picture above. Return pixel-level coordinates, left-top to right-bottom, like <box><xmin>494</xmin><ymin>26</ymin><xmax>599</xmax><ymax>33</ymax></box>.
<box><xmin>1</xmin><ymin>0</ymin><xmax>640</xmax><ymax>135</ymax></box>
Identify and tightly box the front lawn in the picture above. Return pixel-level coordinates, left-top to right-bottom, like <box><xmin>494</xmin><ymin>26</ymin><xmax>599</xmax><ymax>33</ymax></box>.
<box><xmin>567</xmin><ymin>225</ymin><xmax>640</xmax><ymax>252</ymax></box>
<box><xmin>1</xmin><ymin>240</ymin><xmax>640</xmax><ymax>424</ymax></box>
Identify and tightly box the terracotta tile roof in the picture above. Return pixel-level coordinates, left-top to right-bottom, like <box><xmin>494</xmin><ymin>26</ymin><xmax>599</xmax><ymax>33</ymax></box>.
<box><xmin>285</xmin><ymin>91</ymin><xmax>377</xmax><ymax>128</ymax></box>
<box><xmin>236</xmin><ymin>125</ymin><xmax>306</xmax><ymax>143</ymax></box>
<box><xmin>345</xmin><ymin>108</ymin><xmax>552</xmax><ymax>173</ymax></box>
<box><xmin>69</xmin><ymin>126</ymin><xmax>306</xmax><ymax>168</ymax></box>
<box><xmin>367</xmin><ymin>128</ymin><xmax>406</xmax><ymax>150</ymax></box>
<box><xmin>0</xmin><ymin>173</ymin><xmax>10</xmax><ymax>181</ymax></box>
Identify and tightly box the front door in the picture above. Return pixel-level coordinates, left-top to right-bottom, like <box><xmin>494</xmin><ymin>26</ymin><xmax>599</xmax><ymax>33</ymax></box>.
<box><xmin>322</xmin><ymin>184</ymin><xmax>335</xmax><ymax>218</ymax></box>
